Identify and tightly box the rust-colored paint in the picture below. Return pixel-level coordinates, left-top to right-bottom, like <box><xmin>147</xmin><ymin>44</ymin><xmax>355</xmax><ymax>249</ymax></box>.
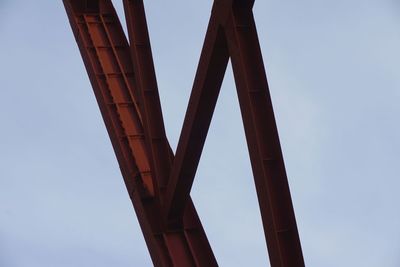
<box><xmin>64</xmin><ymin>0</ymin><xmax>305</xmax><ymax>266</ymax></box>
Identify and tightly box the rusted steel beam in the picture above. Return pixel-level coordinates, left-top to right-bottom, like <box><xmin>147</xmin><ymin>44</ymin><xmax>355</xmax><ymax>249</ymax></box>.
<box><xmin>63</xmin><ymin>0</ymin><xmax>155</xmax><ymax>197</ymax></box>
<box><xmin>64</xmin><ymin>1</ymin><xmax>217</xmax><ymax>266</ymax></box>
<box><xmin>224</xmin><ymin>3</ymin><xmax>305</xmax><ymax>266</ymax></box>
<box><xmin>163</xmin><ymin>0</ymin><xmax>305</xmax><ymax>265</ymax></box>
<box><xmin>123</xmin><ymin>1</ymin><xmax>218</xmax><ymax>265</ymax></box>
<box><xmin>65</xmin><ymin>0</ymin><xmax>305</xmax><ymax>266</ymax></box>
<box><xmin>123</xmin><ymin>0</ymin><xmax>173</xmax><ymax>192</ymax></box>
<box><xmin>164</xmin><ymin>1</ymin><xmax>230</xmax><ymax>224</ymax></box>
<box><xmin>163</xmin><ymin>0</ymin><xmax>255</xmax><ymax>224</ymax></box>
<box><xmin>63</xmin><ymin>2</ymin><xmax>166</xmax><ymax>265</ymax></box>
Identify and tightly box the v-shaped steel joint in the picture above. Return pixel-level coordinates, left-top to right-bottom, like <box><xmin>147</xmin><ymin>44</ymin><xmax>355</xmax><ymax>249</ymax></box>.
<box><xmin>64</xmin><ymin>0</ymin><xmax>304</xmax><ymax>266</ymax></box>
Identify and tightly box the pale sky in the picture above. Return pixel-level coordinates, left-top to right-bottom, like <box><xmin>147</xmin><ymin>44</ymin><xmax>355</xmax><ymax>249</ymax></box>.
<box><xmin>1</xmin><ymin>0</ymin><xmax>400</xmax><ymax>266</ymax></box>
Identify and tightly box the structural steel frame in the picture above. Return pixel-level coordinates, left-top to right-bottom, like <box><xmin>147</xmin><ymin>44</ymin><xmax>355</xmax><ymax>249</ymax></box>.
<box><xmin>64</xmin><ymin>0</ymin><xmax>305</xmax><ymax>266</ymax></box>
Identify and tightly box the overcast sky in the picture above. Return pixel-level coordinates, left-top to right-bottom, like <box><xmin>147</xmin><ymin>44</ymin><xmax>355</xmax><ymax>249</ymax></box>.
<box><xmin>1</xmin><ymin>0</ymin><xmax>400</xmax><ymax>266</ymax></box>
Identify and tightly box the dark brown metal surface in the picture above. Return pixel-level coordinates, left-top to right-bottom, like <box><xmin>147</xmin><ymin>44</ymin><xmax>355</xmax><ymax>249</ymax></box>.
<box><xmin>164</xmin><ymin>3</ymin><xmax>230</xmax><ymax>224</ymax></box>
<box><xmin>225</xmin><ymin>3</ymin><xmax>304</xmax><ymax>265</ymax></box>
<box><xmin>64</xmin><ymin>0</ymin><xmax>305</xmax><ymax>266</ymax></box>
<box><xmin>123</xmin><ymin>0</ymin><xmax>172</xmax><ymax>193</ymax></box>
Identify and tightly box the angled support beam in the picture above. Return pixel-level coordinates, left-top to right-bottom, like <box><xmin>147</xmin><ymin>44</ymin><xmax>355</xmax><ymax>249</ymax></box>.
<box><xmin>164</xmin><ymin>0</ymin><xmax>230</xmax><ymax>223</ymax></box>
<box><xmin>224</xmin><ymin>3</ymin><xmax>305</xmax><ymax>266</ymax></box>
<box><xmin>164</xmin><ymin>0</ymin><xmax>257</xmax><ymax>224</ymax></box>
<box><xmin>123</xmin><ymin>0</ymin><xmax>173</xmax><ymax>193</ymax></box>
